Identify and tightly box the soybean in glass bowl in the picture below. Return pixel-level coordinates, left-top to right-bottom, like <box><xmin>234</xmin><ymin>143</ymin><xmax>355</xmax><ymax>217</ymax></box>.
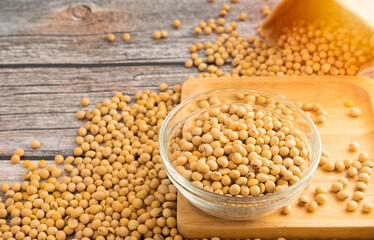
<box><xmin>159</xmin><ymin>88</ymin><xmax>321</xmax><ymax>220</ymax></box>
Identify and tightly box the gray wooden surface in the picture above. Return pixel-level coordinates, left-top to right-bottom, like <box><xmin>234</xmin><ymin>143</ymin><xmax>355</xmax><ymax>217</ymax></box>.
<box><xmin>0</xmin><ymin>0</ymin><xmax>374</xmax><ymax>199</ymax></box>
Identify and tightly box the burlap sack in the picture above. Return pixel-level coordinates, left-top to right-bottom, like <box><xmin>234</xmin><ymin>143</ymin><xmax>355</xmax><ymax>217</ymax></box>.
<box><xmin>260</xmin><ymin>0</ymin><xmax>374</xmax><ymax>73</ymax></box>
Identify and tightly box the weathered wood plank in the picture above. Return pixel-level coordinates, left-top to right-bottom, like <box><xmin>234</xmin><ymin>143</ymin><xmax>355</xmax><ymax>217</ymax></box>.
<box><xmin>0</xmin><ymin>65</ymin><xmax>192</xmax><ymax>158</ymax></box>
<box><xmin>0</xmin><ymin>129</ymin><xmax>76</xmax><ymax>158</ymax></box>
<box><xmin>0</xmin><ymin>65</ymin><xmax>191</xmax><ymax>114</ymax></box>
<box><xmin>0</xmin><ymin>0</ymin><xmax>279</xmax><ymax>64</ymax></box>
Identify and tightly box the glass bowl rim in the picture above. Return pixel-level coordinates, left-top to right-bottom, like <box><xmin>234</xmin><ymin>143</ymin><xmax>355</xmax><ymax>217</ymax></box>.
<box><xmin>159</xmin><ymin>87</ymin><xmax>322</xmax><ymax>204</ymax></box>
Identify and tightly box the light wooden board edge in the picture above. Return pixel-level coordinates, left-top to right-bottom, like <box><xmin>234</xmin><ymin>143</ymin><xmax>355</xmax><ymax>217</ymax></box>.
<box><xmin>181</xmin><ymin>76</ymin><xmax>374</xmax><ymax>102</ymax></box>
<box><xmin>177</xmin><ymin>193</ymin><xmax>374</xmax><ymax>239</ymax></box>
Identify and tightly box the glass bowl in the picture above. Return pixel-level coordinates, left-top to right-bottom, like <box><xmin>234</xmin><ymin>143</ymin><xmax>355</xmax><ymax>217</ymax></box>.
<box><xmin>159</xmin><ymin>88</ymin><xmax>321</xmax><ymax>220</ymax></box>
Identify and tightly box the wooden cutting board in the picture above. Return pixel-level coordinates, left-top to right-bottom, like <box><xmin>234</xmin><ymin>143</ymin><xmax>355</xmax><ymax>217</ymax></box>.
<box><xmin>177</xmin><ymin>76</ymin><xmax>374</xmax><ymax>239</ymax></box>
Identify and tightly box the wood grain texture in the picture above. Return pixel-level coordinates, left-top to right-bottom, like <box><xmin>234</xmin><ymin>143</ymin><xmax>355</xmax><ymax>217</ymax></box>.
<box><xmin>177</xmin><ymin>76</ymin><xmax>374</xmax><ymax>239</ymax></box>
<box><xmin>0</xmin><ymin>66</ymin><xmax>193</xmax><ymax>158</ymax></box>
<box><xmin>0</xmin><ymin>0</ymin><xmax>279</xmax><ymax>65</ymax></box>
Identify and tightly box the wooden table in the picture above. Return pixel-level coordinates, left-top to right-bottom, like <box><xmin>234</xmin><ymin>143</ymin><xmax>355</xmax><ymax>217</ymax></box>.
<box><xmin>0</xmin><ymin>0</ymin><xmax>373</xmax><ymax>213</ymax></box>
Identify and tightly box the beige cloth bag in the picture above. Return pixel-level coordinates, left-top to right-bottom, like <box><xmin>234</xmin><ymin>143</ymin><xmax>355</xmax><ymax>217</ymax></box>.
<box><xmin>260</xmin><ymin>0</ymin><xmax>374</xmax><ymax>73</ymax></box>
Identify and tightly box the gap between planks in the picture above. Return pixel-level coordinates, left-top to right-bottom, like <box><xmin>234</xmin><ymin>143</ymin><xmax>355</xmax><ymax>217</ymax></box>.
<box><xmin>0</xmin><ymin>61</ymin><xmax>184</xmax><ymax>69</ymax></box>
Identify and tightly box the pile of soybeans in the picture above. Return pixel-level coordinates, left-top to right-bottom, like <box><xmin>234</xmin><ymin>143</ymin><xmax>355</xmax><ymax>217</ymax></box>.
<box><xmin>0</xmin><ymin>86</ymin><xmax>185</xmax><ymax>240</ymax></box>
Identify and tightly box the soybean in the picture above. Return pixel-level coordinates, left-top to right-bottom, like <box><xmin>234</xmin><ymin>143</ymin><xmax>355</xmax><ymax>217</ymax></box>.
<box><xmin>346</xmin><ymin>200</ymin><xmax>358</xmax><ymax>211</ymax></box>
<box><xmin>30</xmin><ymin>140</ymin><xmax>41</xmax><ymax>149</ymax></box>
